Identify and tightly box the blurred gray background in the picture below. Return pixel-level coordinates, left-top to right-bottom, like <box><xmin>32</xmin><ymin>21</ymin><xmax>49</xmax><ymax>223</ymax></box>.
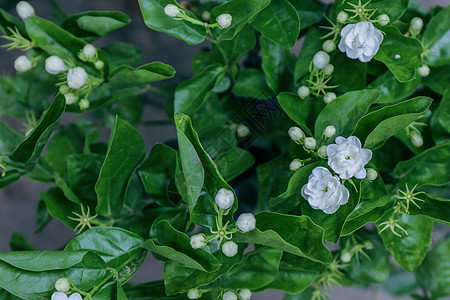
<box><xmin>0</xmin><ymin>0</ymin><xmax>449</xmax><ymax>299</ymax></box>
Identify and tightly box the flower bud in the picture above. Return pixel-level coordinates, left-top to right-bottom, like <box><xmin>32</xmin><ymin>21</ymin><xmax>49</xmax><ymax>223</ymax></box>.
<box><xmin>217</xmin><ymin>13</ymin><xmax>232</xmax><ymax>28</ymax></box>
<box><xmin>82</xmin><ymin>44</ymin><xmax>97</xmax><ymax>59</ymax></box>
<box><xmin>55</xmin><ymin>278</ymin><xmax>70</xmax><ymax>293</ymax></box>
<box><xmin>236</xmin><ymin>213</ymin><xmax>256</xmax><ymax>232</ymax></box>
<box><xmin>14</xmin><ymin>55</ymin><xmax>32</xmax><ymax>72</ymax></box>
<box><xmin>45</xmin><ymin>56</ymin><xmax>66</xmax><ymax>75</ymax></box>
<box><xmin>365</xmin><ymin>168</ymin><xmax>377</xmax><ymax>181</ymax></box>
<box><xmin>215</xmin><ymin>188</ymin><xmax>234</xmax><ymax>210</ymax></box>
<box><xmin>364</xmin><ymin>240</ymin><xmax>374</xmax><ymax>250</ymax></box>
<box><xmin>410</xmin><ymin>17</ymin><xmax>423</xmax><ymax>33</ymax></box>
<box><xmin>67</xmin><ymin>67</ymin><xmax>88</xmax><ymax>89</ymax></box>
<box><xmin>202</xmin><ymin>11</ymin><xmax>211</xmax><ymax>21</ymax></box>
<box><xmin>64</xmin><ymin>93</ymin><xmax>77</xmax><ymax>105</ymax></box>
<box><xmin>410</xmin><ymin>133</ymin><xmax>423</xmax><ymax>147</ymax></box>
<box><xmin>190</xmin><ymin>234</ymin><xmax>206</xmax><ymax>249</ymax></box>
<box><xmin>337</xmin><ymin>11</ymin><xmax>348</xmax><ymax>23</ymax></box>
<box><xmin>51</xmin><ymin>292</ymin><xmax>68</xmax><ymax>300</ymax></box>
<box><xmin>340</xmin><ymin>250</ymin><xmax>352</xmax><ymax>263</ymax></box>
<box><xmin>323</xmin><ymin>92</ymin><xmax>337</xmax><ymax>104</ymax></box>
<box><xmin>312</xmin><ymin>51</ymin><xmax>330</xmax><ymax>69</ymax></box>
<box><xmin>297</xmin><ymin>86</ymin><xmax>309</xmax><ymax>99</ymax></box>
<box><xmin>222</xmin><ymin>241</ymin><xmax>238</xmax><ymax>257</ymax></box>
<box><xmin>164</xmin><ymin>4</ymin><xmax>181</xmax><ymax>18</ymax></box>
<box><xmin>95</xmin><ymin>60</ymin><xmax>104</xmax><ymax>69</ymax></box>
<box><xmin>288</xmin><ymin>126</ymin><xmax>304</xmax><ymax>141</ymax></box>
<box><xmin>187</xmin><ymin>288</ymin><xmax>202</xmax><ymax>299</ymax></box>
<box><xmin>239</xmin><ymin>289</ymin><xmax>252</xmax><ymax>300</ymax></box>
<box><xmin>377</xmin><ymin>14</ymin><xmax>390</xmax><ymax>26</ymax></box>
<box><xmin>417</xmin><ymin>64</ymin><xmax>430</xmax><ymax>77</ymax></box>
<box><xmin>289</xmin><ymin>159</ymin><xmax>304</xmax><ymax>171</ymax></box>
<box><xmin>323</xmin><ymin>64</ymin><xmax>334</xmax><ymax>76</ymax></box>
<box><xmin>59</xmin><ymin>85</ymin><xmax>70</xmax><ymax>95</ymax></box>
<box><xmin>79</xmin><ymin>99</ymin><xmax>90</xmax><ymax>110</ymax></box>
<box><xmin>304</xmin><ymin>137</ymin><xmax>317</xmax><ymax>150</ymax></box>
<box><xmin>223</xmin><ymin>291</ymin><xmax>238</xmax><ymax>300</ymax></box>
<box><xmin>237</xmin><ymin>124</ymin><xmax>250</xmax><ymax>138</ymax></box>
<box><xmin>322</xmin><ymin>40</ymin><xmax>335</xmax><ymax>53</ymax></box>
<box><xmin>16</xmin><ymin>1</ymin><xmax>35</xmax><ymax>19</ymax></box>
<box><xmin>68</xmin><ymin>293</ymin><xmax>82</xmax><ymax>300</ymax></box>
<box><xmin>324</xmin><ymin>125</ymin><xmax>336</xmax><ymax>139</ymax></box>
<box><xmin>318</xmin><ymin>145</ymin><xmax>328</xmax><ymax>159</ymax></box>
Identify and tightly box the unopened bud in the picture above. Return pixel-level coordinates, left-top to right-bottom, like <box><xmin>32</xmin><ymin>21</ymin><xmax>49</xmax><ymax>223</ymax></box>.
<box><xmin>79</xmin><ymin>99</ymin><xmax>90</xmax><ymax>110</ymax></box>
<box><xmin>377</xmin><ymin>14</ymin><xmax>390</xmax><ymax>26</ymax></box>
<box><xmin>14</xmin><ymin>55</ymin><xmax>32</xmax><ymax>72</ymax></box>
<box><xmin>323</xmin><ymin>64</ymin><xmax>334</xmax><ymax>76</ymax></box>
<box><xmin>323</xmin><ymin>125</ymin><xmax>336</xmax><ymax>138</ymax></box>
<box><xmin>417</xmin><ymin>64</ymin><xmax>430</xmax><ymax>77</ymax></box>
<box><xmin>64</xmin><ymin>93</ymin><xmax>77</xmax><ymax>105</ymax></box>
<box><xmin>318</xmin><ymin>145</ymin><xmax>328</xmax><ymax>158</ymax></box>
<box><xmin>340</xmin><ymin>250</ymin><xmax>352</xmax><ymax>263</ymax></box>
<box><xmin>237</xmin><ymin>124</ymin><xmax>250</xmax><ymax>138</ymax></box>
<box><xmin>16</xmin><ymin>1</ymin><xmax>35</xmax><ymax>19</ymax></box>
<box><xmin>222</xmin><ymin>241</ymin><xmax>238</xmax><ymax>257</ymax></box>
<box><xmin>365</xmin><ymin>168</ymin><xmax>377</xmax><ymax>181</ymax></box>
<box><xmin>297</xmin><ymin>86</ymin><xmax>309</xmax><ymax>99</ymax></box>
<box><xmin>223</xmin><ymin>291</ymin><xmax>238</xmax><ymax>300</ymax></box>
<box><xmin>187</xmin><ymin>288</ymin><xmax>202</xmax><ymax>299</ymax></box>
<box><xmin>410</xmin><ymin>133</ymin><xmax>423</xmax><ymax>147</ymax></box>
<box><xmin>410</xmin><ymin>17</ymin><xmax>423</xmax><ymax>34</ymax></box>
<box><xmin>337</xmin><ymin>11</ymin><xmax>348</xmax><ymax>23</ymax></box>
<box><xmin>304</xmin><ymin>137</ymin><xmax>317</xmax><ymax>150</ymax></box>
<box><xmin>323</xmin><ymin>92</ymin><xmax>337</xmax><ymax>104</ymax></box>
<box><xmin>164</xmin><ymin>4</ymin><xmax>181</xmax><ymax>18</ymax></box>
<box><xmin>217</xmin><ymin>13</ymin><xmax>232</xmax><ymax>28</ymax></box>
<box><xmin>190</xmin><ymin>234</ymin><xmax>206</xmax><ymax>249</ymax></box>
<box><xmin>82</xmin><ymin>44</ymin><xmax>97</xmax><ymax>59</ymax></box>
<box><xmin>45</xmin><ymin>56</ymin><xmax>66</xmax><ymax>75</ymax></box>
<box><xmin>239</xmin><ymin>289</ymin><xmax>251</xmax><ymax>300</ymax></box>
<box><xmin>55</xmin><ymin>278</ymin><xmax>70</xmax><ymax>293</ymax></box>
<box><xmin>322</xmin><ymin>40</ymin><xmax>335</xmax><ymax>53</ymax></box>
<box><xmin>289</xmin><ymin>159</ymin><xmax>303</xmax><ymax>171</ymax></box>
<box><xmin>288</xmin><ymin>126</ymin><xmax>304</xmax><ymax>141</ymax></box>
<box><xmin>313</xmin><ymin>51</ymin><xmax>330</xmax><ymax>69</ymax></box>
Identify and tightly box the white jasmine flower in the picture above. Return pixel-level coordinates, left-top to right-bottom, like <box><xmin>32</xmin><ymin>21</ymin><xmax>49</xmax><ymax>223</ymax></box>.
<box><xmin>68</xmin><ymin>293</ymin><xmax>83</xmax><ymax>300</ymax></box>
<box><xmin>223</xmin><ymin>291</ymin><xmax>238</xmax><ymax>300</ymax></box>
<box><xmin>289</xmin><ymin>159</ymin><xmax>304</xmax><ymax>171</ymax></box>
<box><xmin>67</xmin><ymin>67</ymin><xmax>88</xmax><ymax>89</ymax></box>
<box><xmin>14</xmin><ymin>55</ymin><xmax>32</xmax><ymax>72</ymax></box>
<box><xmin>187</xmin><ymin>288</ymin><xmax>202</xmax><ymax>299</ymax></box>
<box><xmin>236</xmin><ymin>213</ymin><xmax>256</xmax><ymax>232</ymax></box>
<box><xmin>410</xmin><ymin>17</ymin><xmax>423</xmax><ymax>33</ymax></box>
<box><xmin>338</xmin><ymin>21</ymin><xmax>383</xmax><ymax>62</ymax></box>
<box><xmin>323</xmin><ymin>125</ymin><xmax>336</xmax><ymax>139</ymax></box>
<box><xmin>340</xmin><ymin>249</ymin><xmax>352</xmax><ymax>263</ymax></box>
<box><xmin>82</xmin><ymin>44</ymin><xmax>97</xmax><ymax>59</ymax></box>
<box><xmin>337</xmin><ymin>11</ymin><xmax>348</xmax><ymax>23</ymax></box>
<box><xmin>304</xmin><ymin>137</ymin><xmax>317</xmax><ymax>150</ymax></box>
<box><xmin>323</xmin><ymin>92</ymin><xmax>336</xmax><ymax>104</ymax></box>
<box><xmin>215</xmin><ymin>188</ymin><xmax>234</xmax><ymax>210</ymax></box>
<box><xmin>45</xmin><ymin>56</ymin><xmax>66</xmax><ymax>75</ymax></box>
<box><xmin>301</xmin><ymin>166</ymin><xmax>350</xmax><ymax>214</ymax></box>
<box><xmin>377</xmin><ymin>14</ymin><xmax>390</xmax><ymax>26</ymax></box>
<box><xmin>318</xmin><ymin>145</ymin><xmax>328</xmax><ymax>159</ymax></box>
<box><xmin>288</xmin><ymin>126</ymin><xmax>304</xmax><ymax>141</ymax></box>
<box><xmin>322</xmin><ymin>40</ymin><xmax>335</xmax><ymax>53</ymax></box>
<box><xmin>217</xmin><ymin>14</ymin><xmax>232</xmax><ymax>28</ymax></box>
<box><xmin>222</xmin><ymin>241</ymin><xmax>238</xmax><ymax>257</ymax></box>
<box><xmin>417</xmin><ymin>64</ymin><xmax>430</xmax><ymax>77</ymax></box>
<box><xmin>16</xmin><ymin>1</ymin><xmax>34</xmax><ymax>19</ymax></box>
<box><xmin>312</xmin><ymin>51</ymin><xmax>330</xmax><ymax>69</ymax></box>
<box><xmin>55</xmin><ymin>278</ymin><xmax>70</xmax><ymax>293</ymax></box>
<box><xmin>326</xmin><ymin>136</ymin><xmax>372</xmax><ymax>180</ymax></box>
<box><xmin>237</xmin><ymin>124</ymin><xmax>250</xmax><ymax>138</ymax></box>
<box><xmin>79</xmin><ymin>99</ymin><xmax>90</xmax><ymax>110</ymax></box>
<box><xmin>410</xmin><ymin>133</ymin><xmax>423</xmax><ymax>147</ymax></box>
<box><xmin>64</xmin><ymin>93</ymin><xmax>77</xmax><ymax>105</ymax></box>
<box><xmin>239</xmin><ymin>289</ymin><xmax>252</xmax><ymax>300</ymax></box>
<box><xmin>164</xmin><ymin>4</ymin><xmax>181</xmax><ymax>18</ymax></box>
<box><xmin>190</xmin><ymin>234</ymin><xmax>206</xmax><ymax>249</ymax></box>
<box><xmin>323</xmin><ymin>64</ymin><xmax>334</xmax><ymax>76</ymax></box>
<box><xmin>51</xmin><ymin>292</ymin><xmax>68</xmax><ymax>300</ymax></box>
<box><xmin>297</xmin><ymin>86</ymin><xmax>309</xmax><ymax>99</ymax></box>
<box><xmin>365</xmin><ymin>168</ymin><xmax>377</xmax><ymax>181</ymax></box>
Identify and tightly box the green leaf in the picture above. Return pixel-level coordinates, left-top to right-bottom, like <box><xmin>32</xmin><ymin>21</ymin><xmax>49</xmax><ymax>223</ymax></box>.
<box><xmin>214</xmin><ymin>25</ymin><xmax>256</xmax><ymax>65</ymax></box>
<box><xmin>174</xmin><ymin>64</ymin><xmax>224</xmax><ymax>114</ymax></box>
<box><xmin>116</xmin><ymin>283</ymin><xmax>128</xmax><ymax>300</ymax></box>
<box><xmin>62</xmin><ymin>11</ymin><xmax>131</xmax><ymax>38</ymax></box>
<box><xmin>423</xmin><ymin>5</ymin><xmax>450</xmax><ymax>67</ymax></box>
<box><xmin>211</xmin><ymin>0</ymin><xmax>271</xmax><ymax>41</ymax></box>
<box><xmin>0</xmin><ymin>170</ymin><xmax>20</xmax><ymax>190</ymax></box>
<box><xmin>108</xmin><ymin>62</ymin><xmax>175</xmax><ymax>89</ymax></box>
<box><xmin>215</xmin><ymin>148</ymin><xmax>255</xmax><ymax>181</ymax></box>
<box><xmin>95</xmin><ymin>117</ymin><xmax>146</xmax><ymax>217</ymax></box>
<box><xmin>431</xmin><ymin>87</ymin><xmax>450</xmax><ymax>143</ymax></box>
<box><xmin>234</xmin><ymin>212</ymin><xmax>332</xmax><ymax>263</ymax></box>
<box><xmin>288</xmin><ymin>0</ymin><xmax>322</xmax><ymax>30</ymax></box>
<box><xmin>41</xmin><ymin>187</ymin><xmax>79</xmax><ymax>229</ymax></box>
<box><xmin>0</xmin><ymin>120</ymin><xmax>22</xmax><ymax>155</ymax></box>
<box><xmin>0</xmin><ymin>8</ymin><xmax>26</xmax><ymax>37</ymax></box>
<box><xmin>102</xmin><ymin>42</ymin><xmax>143</xmax><ymax>70</ymax></box>
<box><xmin>9</xmin><ymin>232</ymin><xmax>35</xmax><ymax>251</ymax></box>
<box><xmin>138</xmin><ymin>0</ymin><xmax>206</xmax><ymax>45</ymax></box>
<box><xmin>422</xmin><ymin>65</ymin><xmax>450</xmax><ymax>95</ymax></box>
<box><xmin>251</xmin><ymin>0</ymin><xmax>300</xmax><ymax>49</ymax></box>
<box><xmin>368</xmin><ymin>71</ymin><xmax>421</xmax><ymax>104</ymax></box>
<box><xmin>294</xmin><ymin>28</ymin><xmax>321</xmax><ymax>82</ymax></box>
<box><xmin>332</xmin><ymin>53</ymin><xmax>367</xmax><ymax>92</ymax></box>
<box><xmin>232</xmin><ymin>68</ymin><xmax>274</xmax><ymax>100</ymax></box>
<box><xmin>142</xmin><ymin>220</ymin><xmax>220</xmax><ymax>272</ymax></box>
<box><xmin>378</xmin><ymin>214</ymin><xmax>432</xmax><ymax>272</ymax></box>
<box><xmin>408</xmin><ymin>192</ymin><xmax>450</xmax><ymax>226</ymax></box>
<box><xmin>314</xmin><ymin>89</ymin><xmax>380</xmax><ymax>140</ymax></box>
<box><xmin>374</xmin><ymin>26</ymin><xmax>423</xmax><ymax>82</ymax></box>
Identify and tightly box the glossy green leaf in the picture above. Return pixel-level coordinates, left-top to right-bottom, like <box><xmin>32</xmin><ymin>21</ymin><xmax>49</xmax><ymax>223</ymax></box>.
<box><xmin>0</xmin><ymin>171</ymin><xmax>20</xmax><ymax>190</ymax></box>
<box><xmin>422</xmin><ymin>64</ymin><xmax>450</xmax><ymax>95</ymax></box>
<box><xmin>138</xmin><ymin>0</ymin><xmax>206</xmax><ymax>45</ymax></box>
<box><xmin>332</xmin><ymin>53</ymin><xmax>367</xmax><ymax>92</ymax></box>
<box><xmin>0</xmin><ymin>8</ymin><xmax>26</xmax><ymax>37</ymax></box>
<box><xmin>109</xmin><ymin>62</ymin><xmax>175</xmax><ymax>89</ymax></box>
<box><xmin>251</xmin><ymin>0</ymin><xmax>300</xmax><ymax>49</ymax></box>
<box><xmin>9</xmin><ymin>232</ymin><xmax>35</xmax><ymax>251</ymax></box>
<box><xmin>374</xmin><ymin>26</ymin><xmax>423</xmax><ymax>82</ymax></box>
<box><xmin>0</xmin><ymin>120</ymin><xmax>21</xmax><ymax>155</ymax></box>
<box><xmin>408</xmin><ymin>192</ymin><xmax>450</xmax><ymax>225</ymax></box>
<box><xmin>62</xmin><ymin>11</ymin><xmax>131</xmax><ymax>38</ymax></box>
<box><xmin>288</xmin><ymin>0</ymin><xmax>322</xmax><ymax>30</ymax></box>
<box><xmin>116</xmin><ymin>283</ymin><xmax>128</xmax><ymax>300</ymax></box>
<box><xmin>232</xmin><ymin>68</ymin><xmax>274</xmax><ymax>100</ymax></box>
<box><xmin>215</xmin><ymin>148</ymin><xmax>255</xmax><ymax>181</ymax></box>
<box><xmin>95</xmin><ymin>117</ymin><xmax>146</xmax><ymax>217</ymax></box>
<box><xmin>423</xmin><ymin>5</ymin><xmax>450</xmax><ymax>67</ymax></box>
<box><xmin>41</xmin><ymin>187</ymin><xmax>79</xmax><ymax>229</ymax></box>
<box><xmin>368</xmin><ymin>71</ymin><xmax>421</xmax><ymax>104</ymax></box>
<box><xmin>432</xmin><ymin>86</ymin><xmax>450</xmax><ymax>137</ymax></box>
<box><xmin>294</xmin><ymin>28</ymin><xmax>321</xmax><ymax>82</ymax></box>
<box><xmin>102</xmin><ymin>42</ymin><xmax>143</xmax><ymax>70</ymax></box>
<box><xmin>213</xmin><ymin>25</ymin><xmax>256</xmax><ymax>65</ymax></box>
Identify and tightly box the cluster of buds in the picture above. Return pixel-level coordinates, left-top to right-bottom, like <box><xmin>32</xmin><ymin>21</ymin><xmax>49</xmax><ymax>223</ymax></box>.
<box><xmin>51</xmin><ymin>278</ymin><xmax>83</xmax><ymax>300</ymax></box>
<box><xmin>187</xmin><ymin>288</ymin><xmax>251</xmax><ymax>300</ymax></box>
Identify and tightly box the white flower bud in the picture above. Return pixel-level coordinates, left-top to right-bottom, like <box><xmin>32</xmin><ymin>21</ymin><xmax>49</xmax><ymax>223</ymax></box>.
<box><xmin>45</xmin><ymin>56</ymin><xmax>66</xmax><ymax>75</ymax></box>
<box><xmin>377</xmin><ymin>14</ymin><xmax>390</xmax><ymax>26</ymax></box>
<box><xmin>67</xmin><ymin>67</ymin><xmax>88</xmax><ymax>89</ymax></box>
<box><xmin>239</xmin><ymin>289</ymin><xmax>252</xmax><ymax>300</ymax></box>
<box><xmin>323</xmin><ymin>64</ymin><xmax>334</xmax><ymax>76</ymax></box>
<box><xmin>217</xmin><ymin>13</ymin><xmax>232</xmax><ymax>28</ymax></box>
<box><xmin>337</xmin><ymin>11</ymin><xmax>348</xmax><ymax>23</ymax></box>
<box><xmin>395</xmin><ymin>54</ymin><xmax>401</xmax><ymax>59</ymax></box>
<box><xmin>222</xmin><ymin>241</ymin><xmax>238</xmax><ymax>257</ymax></box>
<box><xmin>323</xmin><ymin>92</ymin><xmax>337</xmax><ymax>104</ymax></box>
<box><xmin>68</xmin><ymin>293</ymin><xmax>83</xmax><ymax>300</ymax></box>
<box><xmin>410</xmin><ymin>17</ymin><xmax>423</xmax><ymax>33</ymax></box>
<box><xmin>417</xmin><ymin>64</ymin><xmax>430</xmax><ymax>77</ymax></box>
<box><xmin>95</xmin><ymin>60</ymin><xmax>104</xmax><ymax>69</ymax></box>
<box><xmin>202</xmin><ymin>11</ymin><xmax>211</xmax><ymax>21</ymax></box>
<box><xmin>364</xmin><ymin>240</ymin><xmax>374</xmax><ymax>250</ymax></box>
<box><xmin>297</xmin><ymin>86</ymin><xmax>309</xmax><ymax>99</ymax></box>
<box><xmin>324</xmin><ymin>125</ymin><xmax>336</xmax><ymax>139</ymax></box>
<box><xmin>340</xmin><ymin>250</ymin><xmax>352</xmax><ymax>263</ymax></box>
<box><xmin>289</xmin><ymin>159</ymin><xmax>304</xmax><ymax>171</ymax></box>
<box><xmin>318</xmin><ymin>145</ymin><xmax>328</xmax><ymax>159</ymax></box>
<box><xmin>304</xmin><ymin>137</ymin><xmax>317</xmax><ymax>150</ymax></box>
<box><xmin>59</xmin><ymin>85</ymin><xmax>70</xmax><ymax>95</ymax></box>
<box><xmin>215</xmin><ymin>188</ymin><xmax>234</xmax><ymax>210</ymax></box>
<box><xmin>64</xmin><ymin>93</ymin><xmax>77</xmax><ymax>105</ymax></box>
<box><xmin>322</xmin><ymin>40</ymin><xmax>335</xmax><ymax>53</ymax></box>
<box><xmin>223</xmin><ymin>291</ymin><xmax>238</xmax><ymax>300</ymax></box>
<box><xmin>190</xmin><ymin>234</ymin><xmax>206</xmax><ymax>249</ymax></box>
<box><xmin>187</xmin><ymin>288</ymin><xmax>202</xmax><ymax>299</ymax></box>
<box><xmin>16</xmin><ymin>1</ymin><xmax>35</xmax><ymax>19</ymax></box>
<box><xmin>411</xmin><ymin>133</ymin><xmax>423</xmax><ymax>147</ymax></box>
<box><xmin>164</xmin><ymin>4</ymin><xmax>181</xmax><ymax>18</ymax></box>
<box><xmin>79</xmin><ymin>99</ymin><xmax>90</xmax><ymax>110</ymax></box>
<box><xmin>14</xmin><ymin>55</ymin><xmax>32</xmax><ymax>72</ymax></box>
<box><xmin>55</xmin><ymin>278</ymin><xmax>70</xmax><ymax>293</ymax></box>
<box><xmin>237</xmin><ymin>124</ymin><xmax>250</xmax><ymax>138</ymax></box>
<box><xmin>312</xmin><ymin>51</ymin><xmax>330</xmax><ymax>69</ymax></box>
<box><xmin>51</xmin><ymin>292</ymin><xmax>68</xmax><ymax>300</ymax></box>
<box><xmin>236</xmin><ymin>213</ymin><xmax>256</xmax><ymax>232</ymax></box>
<box><xmin>83</xmin><ymin>44</ymin><xmax>97</xmax><ymax>59</ymax></box>
<box><xmin>288</xmin><ymin>126</ymin><xmax>304</xmax><ymax>141</ymax></box>
<box><xmin>365</xmin><ymin>168</ymin><xmax>377</xmax><ymax>181</ymax></box>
